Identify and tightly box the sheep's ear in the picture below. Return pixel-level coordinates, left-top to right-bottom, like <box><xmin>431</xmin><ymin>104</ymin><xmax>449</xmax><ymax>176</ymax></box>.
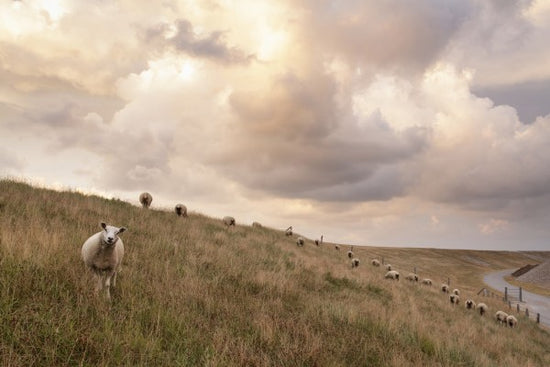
<box><xmin>118</xmin><ymin>227</ymin><xmax>127</xmax><ymax>234</ymax></box>
<box><xmin>101</xmin><ymin>222</ymin><xmax>107</xmax><ymax>230</ymax></box>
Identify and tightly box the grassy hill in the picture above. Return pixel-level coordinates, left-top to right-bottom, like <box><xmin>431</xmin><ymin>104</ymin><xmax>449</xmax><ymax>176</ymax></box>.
<box><xmin>0</xmin><ymin>179</ymin><xmax>549</xmax><ymax>366</ymax></box>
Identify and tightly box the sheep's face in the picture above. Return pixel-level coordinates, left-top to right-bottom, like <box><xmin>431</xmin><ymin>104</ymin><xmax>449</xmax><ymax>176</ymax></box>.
<box><xmin>100</xmin><ymin>222</ymin><xmax>126</xmax><ymax>246</ymax></box>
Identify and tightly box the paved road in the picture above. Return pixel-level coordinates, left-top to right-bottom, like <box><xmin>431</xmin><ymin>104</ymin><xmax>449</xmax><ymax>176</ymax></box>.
<box><xmin>483</xmin><ymin>268</ymin><xmax>550</xmax><ymax>328</ymax></box>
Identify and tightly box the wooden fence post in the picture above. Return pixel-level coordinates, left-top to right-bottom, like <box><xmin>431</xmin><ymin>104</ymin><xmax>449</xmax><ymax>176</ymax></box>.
<box><xmin>537</xmin><ymin>313</ymin><xmax>540</xmax><ymax>324</ymax></box>
<box><xmin>519</xmin><ymin>287</ymin><xmax>523</xmax><ymax>302</ymax></box>
<box><xmin>517</xmin><ymin>303</ymin><xmax>520</xmax><ymax>313</ymax></box>
<box><xmin>504</xmin><ymin>287</ymin><xmax>508</xmax><ymax>301</ymax></box>
<box><xmin>526</xmin><ymin>308</ymin><xmax>529</xmax><ymax>318</ymax></box>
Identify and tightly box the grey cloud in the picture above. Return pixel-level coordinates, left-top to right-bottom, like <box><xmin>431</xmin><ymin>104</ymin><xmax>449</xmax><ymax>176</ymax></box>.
<box><xmin>473</xmin><ymin>79</ymin><xmax>550</xmax><ymax>124</ymax></box>
<box><xmin>145</xmin><ymin>19</ymin><xmax>252</xmax><ymax>63</ymax></box>
<box><xmin>214</xmin><ymin>72</ymin><xmax>429</xmax><ymax>201</ymax></box>
<box><xmin>293</xmin><ymin>0</ymin><xmax>471</xmax><ymax>73</ymax></box>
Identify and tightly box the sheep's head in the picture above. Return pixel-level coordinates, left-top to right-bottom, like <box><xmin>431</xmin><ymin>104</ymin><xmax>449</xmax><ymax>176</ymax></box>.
<box><xmin>100</xmin><ymin>222</ymin><xmax>126</xmax><ymax>246</ymax></box>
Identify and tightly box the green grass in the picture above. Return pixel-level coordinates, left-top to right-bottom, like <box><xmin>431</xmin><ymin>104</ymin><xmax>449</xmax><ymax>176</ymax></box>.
<box><xmin>0</xmin><ymin>178</ymin><xmax>549</xmax><ymax>366</ymax></box>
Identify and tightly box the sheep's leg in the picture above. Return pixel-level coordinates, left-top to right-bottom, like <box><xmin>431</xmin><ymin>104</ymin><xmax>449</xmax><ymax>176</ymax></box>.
<box><xmin>94</xmin><ymin>273</ymin><xmax>103</xmax><ymax>295</ymax></box>
<box><xmin>112</xmin><ymin>269</ymin><xmax>118</xmax><ymax>288</ymax></box>
<box><xmin>104</xmin><ymin>271</ymin><xmax>116</xmax><ymax>301</ymax></box>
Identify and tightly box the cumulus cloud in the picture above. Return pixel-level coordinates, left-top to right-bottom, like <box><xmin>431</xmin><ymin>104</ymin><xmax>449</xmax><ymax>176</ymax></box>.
<box><xmin>2</xmin><ymin>0</ymin><xmax>550</xmax><ymax>249</ymax></box>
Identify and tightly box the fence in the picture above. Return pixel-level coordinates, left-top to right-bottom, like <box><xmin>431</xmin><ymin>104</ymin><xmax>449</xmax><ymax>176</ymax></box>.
<box><xmin>481</xmin><ymin>285</ymin><xmax>549</xmax><ymax>327</ymax></box>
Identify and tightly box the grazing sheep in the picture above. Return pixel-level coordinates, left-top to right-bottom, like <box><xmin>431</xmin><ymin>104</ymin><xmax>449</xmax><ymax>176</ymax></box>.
<box><xmin>452</xmin><ymin>288</ymin><xmax>460</xmax><ymax>296</ymax></box>
<box><xmin>450</xmin><ymin>294</ymin><xmax>460</xmax><ymax>305</ymax></box>
<box><xmin>385</xmin><ymin>264</ymin><xmax>392</xmax><ymax>271</ymax></box>
<box><xmin>335</xmin><ymin>244</ymin><xmax>340</xmax><ymax>250</ymax></box>
<box><xmin>139</xmin><ymin>192</ymin><xmax>152</xmax><ymax>208</ymax></box>
<box><xmin>421</xmin><ymin>278</ymin><xmax>432</xmax><ymax>286</ymax></box>
<box><xmin>252</xmin><ymin>221</ymin><xmax>262</xmax><ymax>228</ymax></box>
<box><xmin>81</xmin><ymin>222</ymin><xmax>127</xmax><ymax>301</ymax></box>
<box><xmin>351</xmin><ymin>258</ymin><xmax>360</xmax><ymax>268</ymax></box>
<box><xmin>347</xmin><ymin>250</ymin><xmax>354</xmax><ymax>259</ymax></box>
<box><xmin>175</xmin><ymin>204</ymin><xmax>187</xmax><ymax>217</ymax></box>
<box><xmin>405</xmin><ymin>273</ymin><xmax>419</xmax><ymax>282</ymax></box>
<box><xmin>385</xmin><ymin>270</ymin><xmax>400</xmax><ymax>280</ymax></box>
<box><xmin>223</xmin><ymin>216</ymin><xmax>236</xmax><ymax>226</ymax></box>
<box><xmin>476</xmin><ymin>303</ymin><xmax>488</xmax><ymax>316</ymax></box>
<box><xmin>314</xmin><ymin>235</ymin><xmax>324</xmax><ymax>246</ymax></box>
<box><xmin>371</xmin><ymin>259</ymin><xmax>381</xmax><ymax>267</ymax></box>
<box><xmin>506</xmin><ymin>315</ymin><xmax>518</xmax><ymax>328</ymax></box>
<box><xmin>285</xmin><ymin>226</ymin><xmax>293</xmax><ymax>236</ymax></box>
<box><xmin>296</xmin><ymin>237</ymin><xmax>305</xmax><ymax>247</ymax></box>
<box><xmin>441</xmin><ymin>284</ymin><xmax>450</xmax><ymax>293</ymax></box>
<box><xmin>495</xmin><ymin>311</ymin><xmax>509</xmax><ymax>325</ymax></box>
<box><xmin>465</xmin><ymin>299</ymin><xmax>476</xmax><ymax>310</ymax></box>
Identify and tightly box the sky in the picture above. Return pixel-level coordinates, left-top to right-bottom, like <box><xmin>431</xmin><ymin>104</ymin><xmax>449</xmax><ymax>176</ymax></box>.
<box><xmin>1</xmin><ymin>0</ymin><xmax>550</xmax><ymax>251</ymax></box>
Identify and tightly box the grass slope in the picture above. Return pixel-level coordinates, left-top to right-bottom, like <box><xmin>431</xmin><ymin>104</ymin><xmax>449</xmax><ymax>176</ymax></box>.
<box><xmin>0</xmin><ymin>179</ymin><xmax>549</xmax><ymax>366</ymax></box>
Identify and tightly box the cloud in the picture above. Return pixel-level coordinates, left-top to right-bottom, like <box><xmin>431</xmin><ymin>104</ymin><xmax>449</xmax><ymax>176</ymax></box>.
<box><xmin>0</xmin><ymin>147</ymin><xmax>24</xmax><ymax>171</ymax></box>
<box><xmin>144</xmin><ymin>18</ymin><xmax>253</xmax><ymax>64</ymax></box>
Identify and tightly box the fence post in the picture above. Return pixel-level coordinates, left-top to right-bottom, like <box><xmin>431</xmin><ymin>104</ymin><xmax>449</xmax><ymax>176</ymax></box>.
<box><xmin>537</xmin><ymin>313</ymin><xmax>540</xmax><ymax>324</ymax></box>
<box><xmin>517</xmin><ymin>304</ymin><xmax>520</xmax><ymax>313</ymax></box>
<box><xmin>508</xmin><ymin>301</ymin><xmax>511</xmax><ymax>309</ymax></box>
<box><xmin>504</xmin><ymin>287</ymin><xmax>508</xmax><ymax>301</ymax></box>
<box><xmin>526</xmin><ymin>308</ymin><xmax>529</xmax><ymax>318</ymax></box>
<box><xmin>519</xmin><ymin>287</ymin><xmax>522</xmax><ymax>302</ymax></box>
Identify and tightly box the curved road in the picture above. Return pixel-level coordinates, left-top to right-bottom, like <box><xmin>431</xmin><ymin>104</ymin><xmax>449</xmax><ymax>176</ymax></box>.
<box><xmin>483</xmin><ymin>269</ymin><xmax>550</xmax><ymax>328</ymax></box>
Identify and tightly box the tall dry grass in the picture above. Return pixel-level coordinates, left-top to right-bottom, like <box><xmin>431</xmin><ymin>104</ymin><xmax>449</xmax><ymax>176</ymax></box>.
<box><xmin>0</xmin><ymin>179</ymin><xmax>549</xmax><ymax>366</ymax></box>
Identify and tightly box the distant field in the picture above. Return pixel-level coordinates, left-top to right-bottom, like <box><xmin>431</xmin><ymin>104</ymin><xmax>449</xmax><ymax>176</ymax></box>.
<box><xmin>1</xmin><ymin>179</ymin><xmax>549</xmax><ymax>366</ymax></box>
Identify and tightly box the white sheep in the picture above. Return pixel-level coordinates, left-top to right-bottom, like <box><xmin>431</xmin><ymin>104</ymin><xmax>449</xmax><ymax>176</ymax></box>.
<box><xmin>347</xmin><ymin>250</ymin><xmax>354</xmax><ymax>259</ymax></box>
<box><xmin>296</xmin><ymin>237</ymin><xmax>305</xmax><ymax>246</ymax></box>
<box><xmin>335</xmin><ymin>244</ymin><xmax>340</xmax><ymax>250</ymax></box>
<box><xmin>476</xmin><ymin>303</ymin><xmax>488</xmax><ymax>316</ymax></box>
<box><xmin>452</xmin><ymin>288</ymin><xmax>460</xmax><ymax>296</ymax></box>
<box><xmin>385</xmin><ymin>264</ymin><xmax>392</xmax><ymax>271</ymax></box>
<box><xmin>351</xmin><ymin>258</ymin><xmax>360</xmax><ymax>268</ymax></box>
<box><xmin>81</xmin><ymin>222</ymin><xmax>127</xmax><ymax>301</ymax></box>
<box><xmin>252</xmin><ymin>221</ymin><xmax>262</xmax><ymax>228</ymax></box>
<box><xmin>449</xmin><ymin>294</ymin><xmax>460</xmax><ymax>305</ymax></box>
<box><xmin>139</xmin><ymin>192</ymin><xmax>152</xmax><ymax>208</ymax></box>
<box><xmin>175</xmin><ymin>203</ymin><xmax>187</xmax><ymax>217</ymax></box>
<box><xmin>495</xmin><ymin>311</ymin><xmax>509</xmax><ymax>325</ymax></box>
<box><xmin>223</xmin><ymin>216</ymin><xmax>236</xmax><ymax>226</ymax></box>
<box><xmin>421</xmin><ymin>278</ymin><xmax>432</xmax><ymax>286</ymax></box>
<box><xmin>385</xmin><ymin>270</ymin><xmax>400</xmax><ymax>280</ymax></box>
<box><xmin>314</xmin><ymin>235</ymin><xmax>323</xmax><ymax>246</ymax></box>
<box><xmin>441</xmin><ymin>284</ymin><xmax>450</xmax><ymax>293</ymax></box>
<box><xmin>371</xmin><ymin>259</ymin><xmax>381</xmax><ymax>267</ymax></box>
<box><xmin>465</xmin><ymin>299</ymin><xmax>476</xmax><ymax>310</ymax></box>
<box><xmin>506</xmin><ymin>315</ymin><xmax>518</xmax><ymax>328</ymax></box>
<box><xmin>285</xmin><ymin>226</ymin><xmax>293</xmax><ymax>236</ymax></box>
<box><xmin>405</xmin><ymin>273</ymin><xmax>419</xmax><ymax>282</ymax></box>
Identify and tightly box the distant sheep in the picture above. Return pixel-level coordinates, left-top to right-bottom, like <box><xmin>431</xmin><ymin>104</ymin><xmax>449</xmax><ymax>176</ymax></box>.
<box><xmin>441</xmin><ymin>284</ymin><xmax>450</xmax><ymax>293</ymax></box>
<box><xmin>347</xmin><ymin>250</ymin><xmax>354</xmax><ymax>259</ymax></box>
<box><xmin>371</xmin><ymin>259</ymin><xmax>381</xmax><ymax>267</ymax></box>
<box><xmin>285</xmin><ymin>226</ymin><xmax>293</xmax><ymax>236</ymax></box>
<box><xmin>296</xmin><ymin>237</ymin><xmax>305</xmax><ymax>247</ymax></box>
<box><xmin>465</xmin><ymin>299</ymin><xmax>476</xmax><ymax>310</ymax></box>
<box><xmin>476</xmin><ymin>303</ymin><xmax>488</xmax><ymax>316</ymax></box>
<box><xmin>175</xmin><ymin>204</ymin><xmax>187</xmax><ymax>217</ymax></box>
<box><xmin>139</xmin><ymin>192</ymin><xmax>152</xmax><ymax>208</ymax></box>
<box><xmin>81</xmin><ymin>222</ymin><xmax>127</xmax><ymax>301</ymax></box>
<box><xmin>405</xmin><ymin>273</ymin><xmax>419</xmax><ymax>282</ymax></box>
<box><xmin>351</xmin><ymin>258</ymin><xmax>360</xmax><ymax>268</ymax></box>
<box><xmin>452</xmin><ymin>289</ymin><xmax>460</xmax><ymax>296</ymax></box>
<box><xmin>495</xmin><ymin>311</ymin><xmax>509</xmax><ymax>325</ymax></box>
<box><xmin>385</xmin><ymin>270</ymin><xmax>400</xmax><ymax>280</ymax></box>
<box><xmin>385</xmin><ymin>264</ymin><xmax>392</xmax><ymax>271</ymax></box>
<box><xmin>223</xmin><ymin>216</ymin><xmax>236</xmax><ymax>226</ymax></box>
<box><xmin>252</xmin><ymin>221</ymin><xmax>262</xmax><ymax>228</ymax></box>
<box><xmin>314</xmin><ymin>235</ymin><xmax>324</xmax><ymax>246</ymax></box>
<box><xmin>335</xmin><ymin>244</ymin><xmax>340</xmax><ymax>250</ymax></box>
<box><xmin>421</xmin><ymin>278</ymin><xmax>432</xmax><ymax>286</ymax></box>
<box><xmin>506</xmin><ymin>315</ymin><xmax>518</xmax><ymax>328</ymax></box>
<box><xmin>450</xmin><ymin>294</ymin><xmax>460</xmax><ymax>305</ymax></box>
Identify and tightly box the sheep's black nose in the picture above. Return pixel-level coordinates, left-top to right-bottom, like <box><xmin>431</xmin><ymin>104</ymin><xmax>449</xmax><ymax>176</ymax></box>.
<box><xmin>107</xmin><ymin>237</ymin><xmax>114</xmax><ymax>242</ymax></box>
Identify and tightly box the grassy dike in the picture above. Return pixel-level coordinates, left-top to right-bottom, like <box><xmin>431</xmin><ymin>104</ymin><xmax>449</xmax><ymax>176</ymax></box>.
<box><xmin>0</xmin><ymin>179</ymin><xmax>549</xmax><ymax>366</ymax></box>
